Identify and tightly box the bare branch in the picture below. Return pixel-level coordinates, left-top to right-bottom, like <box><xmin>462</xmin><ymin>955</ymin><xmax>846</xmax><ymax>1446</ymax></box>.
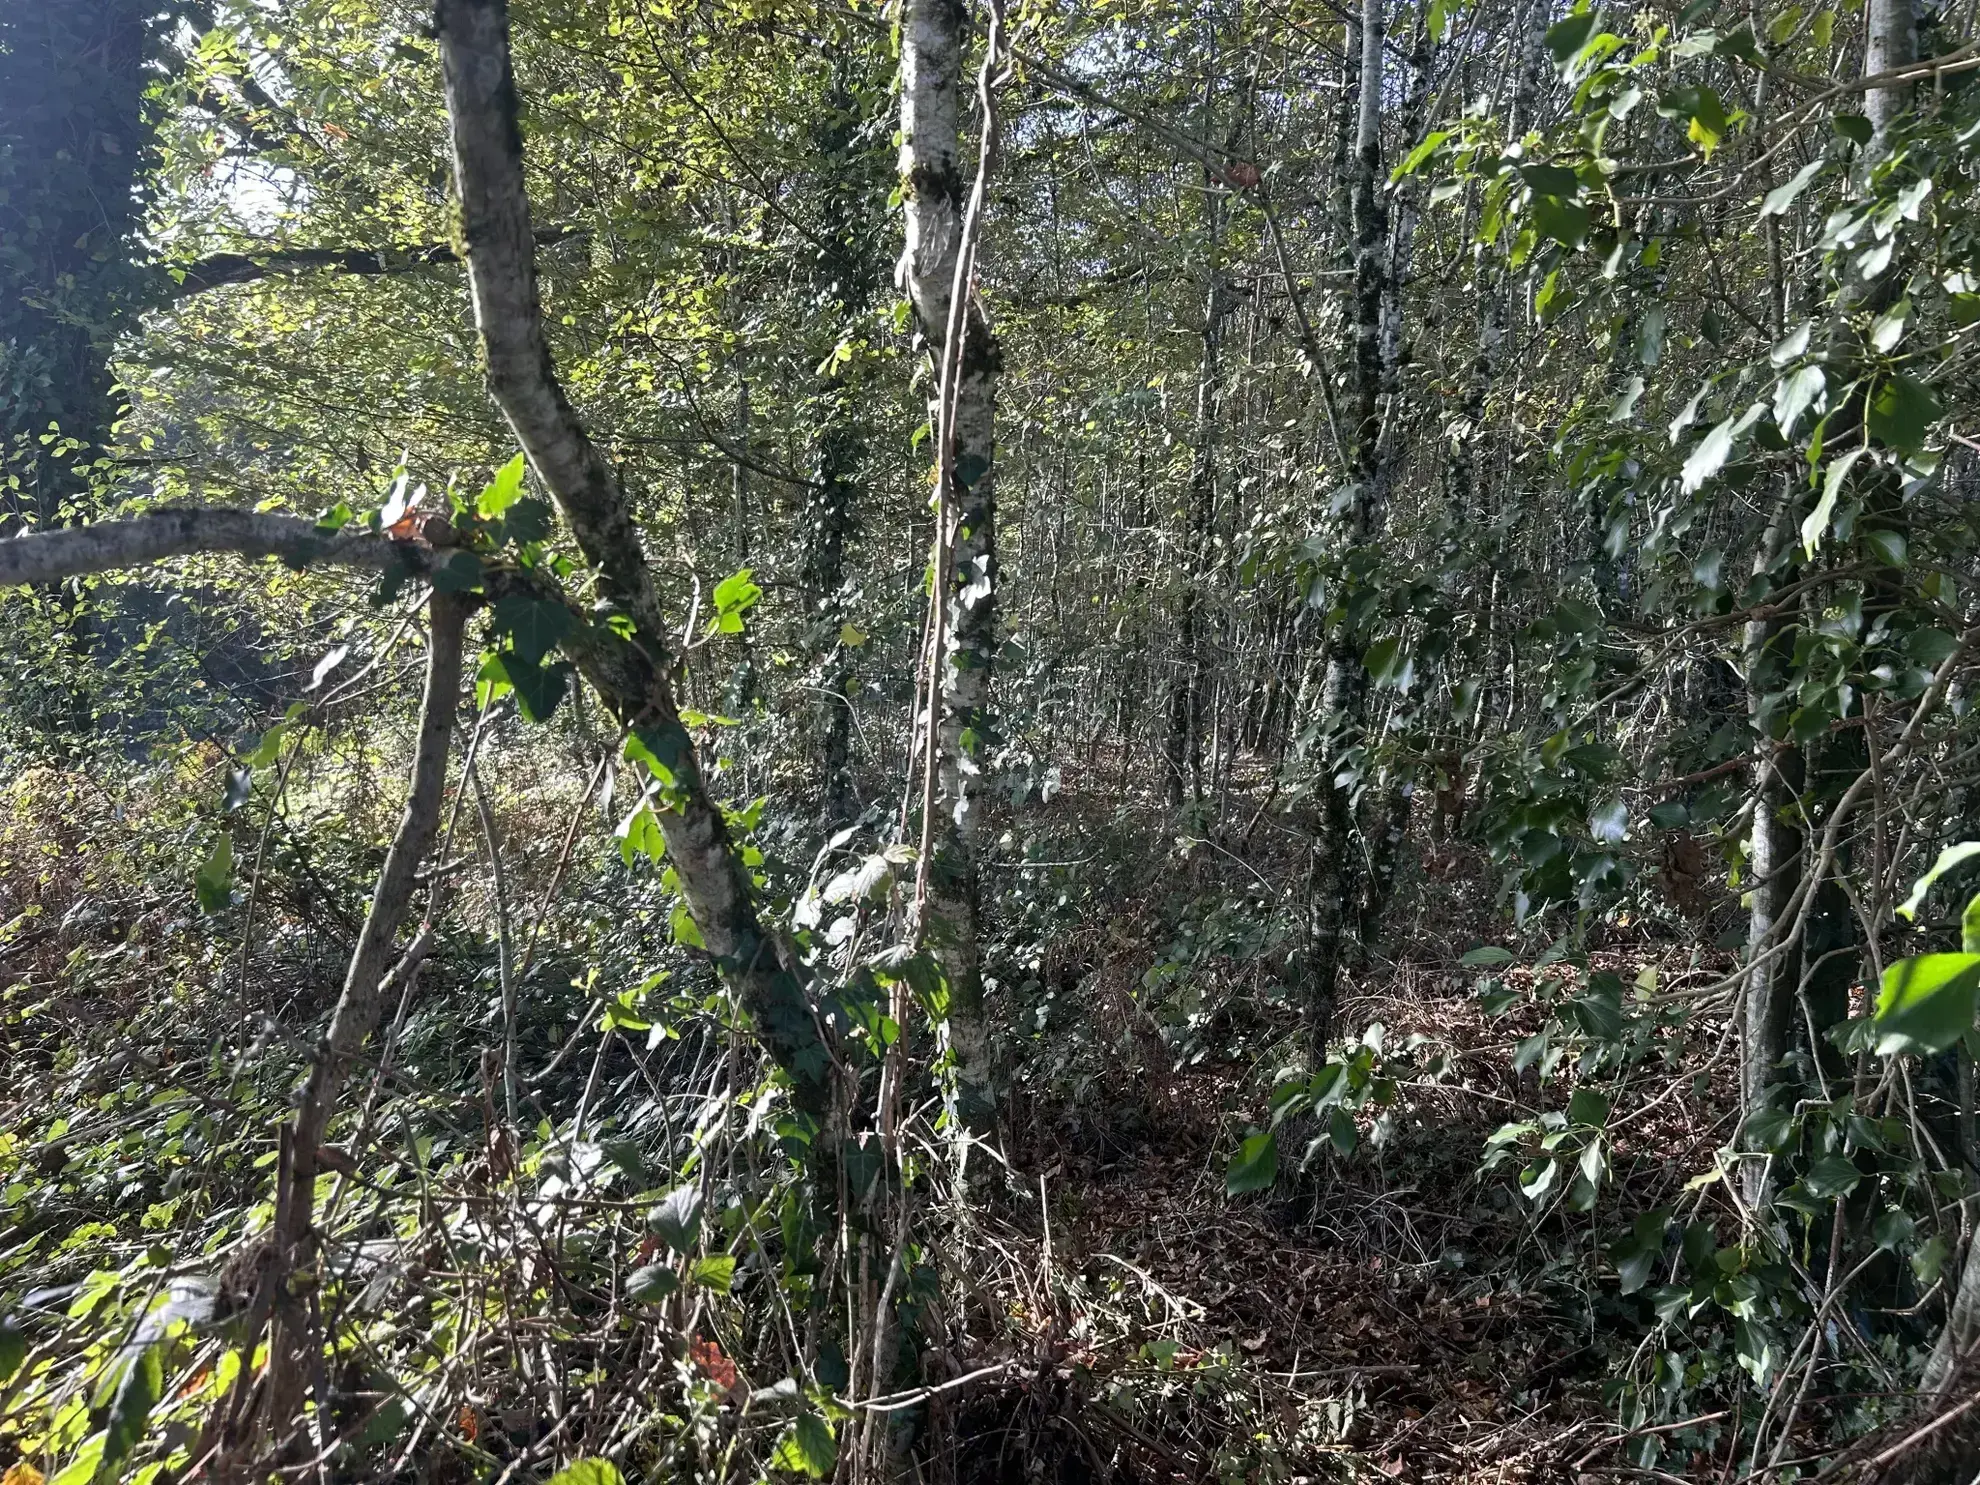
<box><xmin>0</xmin><ymin>508</ymin><xmax>399</xmax><ymax>589</ymax></box>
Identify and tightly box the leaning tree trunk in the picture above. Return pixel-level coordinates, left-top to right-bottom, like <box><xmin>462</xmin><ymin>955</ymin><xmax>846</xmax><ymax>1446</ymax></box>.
<box><xmin>434</xmin><ymin>0</ymin><xmax>830</xmax><ymax>1112</ymax></box>
<box><xmin>899</xmin><ymin>0</ymin><xmax>1000</xmax><ymax>1132</ymax></box>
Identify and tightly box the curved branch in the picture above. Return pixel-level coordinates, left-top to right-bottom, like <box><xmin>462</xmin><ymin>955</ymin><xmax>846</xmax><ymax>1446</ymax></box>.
<box><xmin>163</xmin><ymin>227</ymin><xmax>587</xmax><ymax>300</ymax></box>
<box><xmin>0</xmin><ymin>508</ymin><xmax>400</xmax><ymax>588</ymax></box>
<box><xmin>436</xmin><ymin>0</ymin><xmax>831</xmax><ymax>1111</ymax></box>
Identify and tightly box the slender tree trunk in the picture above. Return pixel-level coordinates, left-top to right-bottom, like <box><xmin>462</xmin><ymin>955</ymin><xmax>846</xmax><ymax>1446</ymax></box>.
<box><xmin>253</xmin><ymin>589</ymin><xmax>468</xmax><ymax>1448</ymax></box>
<box><xmin>899</xmin><ymin>0</ymin><xmax>1000</xmax><ymax>1131</ymax></box>
<box><xmin>1740</xmin><ymin>494</ymin><xmax>1801</xmax><ymax>1209</ymax></box>
<box><xmin>1304</xmin><ymin>0</ymin><xmax>1388</xmax><ymax>1050</ymax></box>
<box><xmin>435</xmin><ymin>0</ymin><xmax>830</xmax><ymax>1112</ymax></box>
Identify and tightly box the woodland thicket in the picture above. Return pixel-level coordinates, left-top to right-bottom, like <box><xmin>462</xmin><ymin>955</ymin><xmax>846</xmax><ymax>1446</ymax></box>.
<box><xmin>3</xmin><ymin>0</ymin><xmax>1980</xmax><ymax>1479</ymax></box>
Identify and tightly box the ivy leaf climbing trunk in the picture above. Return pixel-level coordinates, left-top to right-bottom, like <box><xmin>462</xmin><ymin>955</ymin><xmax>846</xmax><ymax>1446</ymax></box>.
<box><xmin>898</xmin><ymin>0</ymin><xmax>1002</xmax><ymax>1133</ymax></box>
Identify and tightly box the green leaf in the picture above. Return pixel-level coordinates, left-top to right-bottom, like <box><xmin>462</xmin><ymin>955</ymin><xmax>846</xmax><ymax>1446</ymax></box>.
<box><xmin>1874</xmin><ymin>952</ymin><xmax>1980</xmax><ymax>1055</ymax></box>
<box><xmin>195</xmin><ymin>833</ymin><xmax>234</xmax><ymax>913</ymax></box>
<box><xmin>615</xmin><ymin>804</ymin><xmax>664</xmax><ymax>866</ymax></box>
<box><xmin>647</xmin><ymin>1184</ymin><xmax>704</xmax><ymax>1252</ymax></box>
<box><xmin>428</xmin><ymin>548</ymin><xmax>484</xmax><ymax>594</ymax></box>
<box><xmin>496</xmin><ymin>496</ymin><xmax>553</xmax><ymax>546</ymax></box>
<box><xmin>1225</xmin><ymin>1131</ymin><xmax>1279</xmax><ymax>1195</ymax></box>
<box><xmin>1546</xmin><ymin>11</ymin><xmax>1598</xmax><ymax>66</ymax></box>
<box><xmin>1567</xmin><ymin>1087</ymin><xmax>1611</xmax><ymax>1128</ymax></box>
<box><xmin>1760</xmin><ymin>158</ymin><xmax>1822</xmax><ymax>217</ymax></box>
<box><xmin>627</xmin><ymin>1263</ymin><xmax>679</xmax><ymax>1302</ymax></box>
<box><xmin>689</xmin><ymin>1254</ymin><xmax>736</xmax><ymax>1291</ymax></box>
<box><xmin>771</xmin><ymin>1411</ymin><xmax>837</xmax><ymax>1478</ymax></box>
<box><xmin>670</xmin><ymin>900</ymin><xmax>707</xmax><ymax>950</ymax></box>
<box><xmin>543</xmin><ymin>1462</ymin><xmax>624</xmax><ymax>1485</ymax></box>
<box><xmin>1394</xmin><ymin>129</ymin><xmax>1452</xmax><ymax>179</ymax></box>
<box><xmin>492</xmin><ymin>594</ymin><xmax>574</xmax><ymax>666</ymax></box>
<box><xmin>711</xmin><ymin>567</ymin><xmax>762</xmax><ymax>614</ymax></box>
<box><xmin>1531</xmin><ymin>195</ymin><xmax>1590</xmax><ymax>249</ymax></box>
<box><xmin>1833</xmin><ymin>113</ymin><xmax>1872</xmax><ymax>147</ymax></box>
<box><xmin>1772</xmin><ymin>365</ymin><xmax>1826</xmax><ymax>436</ymax></box>
<box><xmin>1588</xmin><ymin>797</ymin><xmax>1628</xmax><ymax>845</ymax></box>
<box><xmin>1801</xmin><ymin>1154</ymin><xmax>1862</xmax><ymax>1200</ymax></box>
<box><xmin>1680</xmin><ymin>405</ymin><xmax>1763</xmax><ymax>492</ymax></box>
<box><xmin>1660</xmin><ymin>85</ymin><xmax>1728</xmax><ymax>155</ymax></box>
<box><xmin>502</xmin><ymin>652</ymin><xmax>571</xmax><ymax>723</ymax></box>
<box><xmin>1868</xmin><ymin>374</ymin><xmax>1941</xmax><ymax>454</ymax></box>
<box><xmin>0</xmin><ymin>1315</ymin><xmax>23</xmax><ymax>1386</ymax></box>
<box><xmin>1802</xmin><ymin>448</ymin><xmax>1867</xmax><ymax>558</ymax></box>
<box><xmin>1329</xmin><ymin>1106</ymin><xmax>1358</xmax><ymax>1156</ymax></box>
<box><xmin>1460</xmin><ymin>945</ymin><xmax>1516</xmax><ymax>967</ymax></box>
<box><xmin>100</xmin><ymin>1341</ymin><xmax>164</xmax><ymax>1481</ymax></box>
<box><xmin>1744</xmin><ymin>1104</ymin><xmax>1794</xmax><ymax>1152</ymax></box>
<box><xmin>476</xmin><ymin>453</ymin><xmax>528</xmax><ymax>518</ymax></box>
<box><xmin>1647</xmin><ymin>801</ymin><xmax>1688</xmax><ymax>830</ymax></box>
<box><xmin>1900</xmin><ymin>845</ymin><xmax>1980</xmax><ymax>922</ymax></box>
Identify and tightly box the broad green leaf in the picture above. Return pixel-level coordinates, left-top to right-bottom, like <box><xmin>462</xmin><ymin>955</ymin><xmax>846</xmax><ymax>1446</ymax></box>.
<box><xmin>1801</xmin><ymin>448</ymin><xmax>1867</xmax><ymax>557</ymax></box>
<box><xmin>689</xmin><ymin>1254</ymin><xmax>736</xmax><ymax>1291</ymax></box>
<box><xmin>1680</xmin><ymin>412</ymin><xmax>1741</xmax><ymax>492</ymax></box>
<box><xmin>771</xmin><ymin>1412</ymin><xmax>837</xmax><ymax>1479</ymax></box>
<box><xmin>1532</xmin><ymin>195</ymin><xmax>1589</xmax><ymax>249</ymax></box>
<box><xmin>1833</xmin><ymin>113</ymin><xmax>1871</xmax><ymax>146</ymax></box>
<box><xmin>1744</xmin><ymin>1105</ymin><xmax>1794</xmax><ymax>1152</ymax></box>
<box><xmin>476</xmin><ymin>453</ymin><xmax>528</xmax><ymax>518</ymax></box>
<box><xmin>502</xmin><ymin>653</ymin><xmax>571</xmax><ymax>723</ymax></box>
<box><xmin>1545</xmin><ymin>11</ymin><xmax>1598</xmax><ymax>66</ymax></box>
<box><xmin>1760</xmin><ymin>159</ymin><xmax>1823</xmax><ymax>217</ymax></box>
<box><xmin>0</xmin><ymin>1315</ymin><xmax>23</xmax><ymax>1386</ymax></box>
<box><xmin>1896</xmin><ymin>843</ymin><xmax>1980</xmax><ymax>920</ymax></box>
<box><xmin>1867</xmin><ymin>374</ymin><xmax>1941</xmax><ymax>454</ymax></box>
<box><xmin>1801</xmin><ymin>1154</ymin><xmax>1862</xmax><ymax>1200</ymax></box>
<box><xmin>1567</xmin><ymin>1087</ymin><xmax>1611</xmax><ymax>1128</ymax></box>
<box><xmin>100</xmin><ymin>1342</ymin><xmax>164</xmax><ymax>1481</ymax></box>
<box><xmin>195</xmin><ymin>834</ymin><xmax>234</xmax><ymax>913</ymax></box>
<box><xmin>1874</xmin><ymin>952</ymin><xmax>1980</xmax><ymax>1055</ymax></box>
<box><xmin>1329</xmin><ymin>1106</ymin><xmax>1358</xmax><ymax>1156</ymax></box>
<box><xmin>627</xmin><ymin>1263</ymin><xmax>678</xmax><ymax>1302</ymax></box>
<box><xmin>1460</xmin><ymin>945</ymin><xmax>1516</xmax><ymax>967</ymax></box>
<box><xmin>647</xmin><ymin>1185</ymin><xmax>704</xmax><ymax>1252</ymax></box>
<box><xmin>1772</xmin><ymin>365</ymin><xmax>1825</xmax><ymax>436</ymax></box>
<box><xmin>492</xmin><ymin>594</ymin><xmax>574</xmax><ymax>667</ymax></box>
<box><xmin>1225</xmin><ymin>1131</ymin><xmax>1279</xmax><ymax>1195</ymax></box>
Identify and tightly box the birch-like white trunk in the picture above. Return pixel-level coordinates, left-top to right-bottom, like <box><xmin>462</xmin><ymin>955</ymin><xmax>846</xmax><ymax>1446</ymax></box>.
<box><xmin>899</xmin><ymin>0</ymin><xmax>999</xmax><ymax>1132</ymax></box>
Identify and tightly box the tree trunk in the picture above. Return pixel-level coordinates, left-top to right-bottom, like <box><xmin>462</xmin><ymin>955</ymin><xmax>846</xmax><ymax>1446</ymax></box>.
<box><xmin>256</xmin><ymin>588</ymin><xmax>469</xmax><ymax>1448</ymax></box>
<box><xmin>899</xmin><ymin>0</ymin><xmax>1000</xmax><ymax>1132</ymax></box>
<box><xmin>434</xmin><ymin>0</ymin><xmax>831</xmax><ymax>1112</ymax></box>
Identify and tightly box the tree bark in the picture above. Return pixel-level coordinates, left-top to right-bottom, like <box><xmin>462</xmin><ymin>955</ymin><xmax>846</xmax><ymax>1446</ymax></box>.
<box><xmin>899</xmin><ymin>0</ymin><xmax>1000</xmax><ymax>1132</ymax></box>
<box><xmin>434</xmin><ymin>0</ymin><xmax>830</xmax><ymax>1112</ymax></box>
<box><xmin>258</xmin><ymin>588</ymin><xmax>468</xmax><ymax>1443</ymax></box>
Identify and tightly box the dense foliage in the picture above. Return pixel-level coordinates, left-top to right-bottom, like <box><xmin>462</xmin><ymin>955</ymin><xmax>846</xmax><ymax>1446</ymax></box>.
<box><xmin>4</xmin><ymin>0</ymin><xmax>1980</xmax><ymax>1479</ymax></box>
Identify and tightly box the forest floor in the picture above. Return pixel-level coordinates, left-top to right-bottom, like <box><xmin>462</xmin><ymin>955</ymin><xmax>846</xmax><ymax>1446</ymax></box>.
<box><xmin>933</xmin><ymin>866</ymin><xmax>1751</xmax><ymax>1484</ymax></box>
